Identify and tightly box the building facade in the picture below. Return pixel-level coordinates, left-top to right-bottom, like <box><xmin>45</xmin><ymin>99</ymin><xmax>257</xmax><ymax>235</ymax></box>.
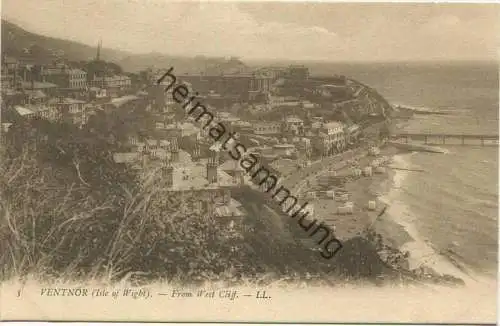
<box><xmin>1</xmin><ymin>56</ymin><xmax>20</xmax><ymax>90</ymax></box>
<box><xmin>42</xmin><ymin>64</ymin><xmax>87</xmax><ymax>89</ymax></box>
<box><xmin>90</xmin><ymin>75</ymin><xmax>132</xmax><ymax>89</ymax></box>
<box><xmin>314</xmin><ymin>121</ymin><xmax>346</xmax><ymax>156</ymax></box>
<box><xmin>253</xmin><ymin>121</ymin><xmax>283</xmax><ymax>135</ymax></box>
<box><xmin>41</xmin><ymin>64</ymin><xmax>87</xmax><ymax>89</ymax></box>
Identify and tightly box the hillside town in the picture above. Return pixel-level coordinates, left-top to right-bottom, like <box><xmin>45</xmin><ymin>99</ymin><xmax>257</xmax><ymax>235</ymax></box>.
<box><xmin>1</xmin><ymin>39</ymin><xmax>394</xmax><ymax>230</ymax></box>
<box><xmin>1</xmin><ymin>33</ymin><xmax>434</xmax><ymax>287</ymax></box>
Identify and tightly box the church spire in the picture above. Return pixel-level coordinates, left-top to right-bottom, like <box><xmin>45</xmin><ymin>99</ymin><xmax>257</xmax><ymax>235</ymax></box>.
<box><xmin>96</xmin><ymin>38</ymin><xmax>102</xmax><ymax>61</ymax></box>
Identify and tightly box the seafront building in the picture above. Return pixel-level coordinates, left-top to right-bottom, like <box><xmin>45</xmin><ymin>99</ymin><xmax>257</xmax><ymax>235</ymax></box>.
<box><xmin>314</xmin><ymin>121</ymin><xmax>347</xmax><ymax>156</ymax></box>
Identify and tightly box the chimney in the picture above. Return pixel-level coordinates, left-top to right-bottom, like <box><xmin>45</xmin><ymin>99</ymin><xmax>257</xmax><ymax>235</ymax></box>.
<box><xmin>162</xmin><ymin>157</ymin><xmax>174</xmax><ymax>187</ymax></box>
<box><xmin>192</xmin><ymin>143</ymin><xmax>200</xmax><ymax>161</ymax></box>
<box><xmin>213</xmin><ymin>149</ymin><xmax>220</xmax><ymax>164</ymax></box>
<box><xmin>142</xmin><ymin>148</ymin><xmax>150</xmax><ymax>168</ymax></box>
<box><xmin>171</xmin><ymin>138</ymin><xmax>179</xmax><ymax>162</ymax></box>
<box><xmin>234</xmin><ymin>161</ymin><xmax>244</xmax><ymax>185</ymax></box>
<box><xmin>206</xmin><ymin>153</ymin><xmax>218</xmax><ymax>183</ymax></box>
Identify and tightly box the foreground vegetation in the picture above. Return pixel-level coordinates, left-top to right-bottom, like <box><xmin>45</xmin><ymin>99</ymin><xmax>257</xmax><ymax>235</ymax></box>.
<box><xmin>0</xmin><ymin>114</ymin><xmax>465</xmax><ymax>287</ymax></box>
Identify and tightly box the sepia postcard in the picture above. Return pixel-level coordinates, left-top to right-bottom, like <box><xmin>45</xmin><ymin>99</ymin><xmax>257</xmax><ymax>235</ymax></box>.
<box><xmin>0</xmin><ymin>0</ymin><xmax>498</xmax><ymax>324</ymax></box>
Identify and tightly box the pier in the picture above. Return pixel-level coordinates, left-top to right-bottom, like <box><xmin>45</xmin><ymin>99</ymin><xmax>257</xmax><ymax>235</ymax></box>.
<box><xmin>392</xmin><ymin>133</ymin><xmax>499</xmax><ymax>146</ymax></box>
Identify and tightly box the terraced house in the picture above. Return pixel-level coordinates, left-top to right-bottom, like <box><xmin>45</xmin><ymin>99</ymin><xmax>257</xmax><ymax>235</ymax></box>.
<box><xmin>41</xmin><ymin>63</ymin><xmax>87</xmax><ymax>90</ymax></box>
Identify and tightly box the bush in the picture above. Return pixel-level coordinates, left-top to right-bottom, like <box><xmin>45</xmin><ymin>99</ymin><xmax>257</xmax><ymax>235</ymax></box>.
<box><xmin>0</xmin><ymin>119</ymin><xmax>259</xmax><ymax>284</ymax></box>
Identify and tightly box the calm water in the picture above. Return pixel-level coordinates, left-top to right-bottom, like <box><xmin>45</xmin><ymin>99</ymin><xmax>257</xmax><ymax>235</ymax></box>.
<box><xmin>312</xmin><ymin>61</ymin><xmax>499</xmax><ymax>276</ymax></box>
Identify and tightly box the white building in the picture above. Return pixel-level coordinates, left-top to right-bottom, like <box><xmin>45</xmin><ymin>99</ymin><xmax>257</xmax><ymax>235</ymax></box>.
<box><xmin>253</xmin><ymin>121</ymin><xmax>282</xmax><ymax>135</ymax></box>
<box><xmin>315</xmin><ymin>121</ymin><xmax>346</xmax><ymax>156</ymax></box>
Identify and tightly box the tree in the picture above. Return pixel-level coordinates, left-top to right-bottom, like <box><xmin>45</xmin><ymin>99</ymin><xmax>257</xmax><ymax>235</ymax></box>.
<box><xmin>84</xmin><ymin>60</ymin><xmax>124</xmax><ymax>78</ymax></box>
<box><xmin>138</xmin><ymin>68</ymin><xmax>153</xmax><ymax>84</ymax></box>
<box><xmin>107</xmin><ymin>62</ymin><xmax>123</xmax><ymax>75</ymax></box>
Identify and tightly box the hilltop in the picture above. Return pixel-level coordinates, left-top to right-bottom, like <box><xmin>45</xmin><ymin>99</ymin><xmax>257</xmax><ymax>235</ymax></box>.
<box><xmin>1</xmin><ymin>19</ymin><xmax>128</xmax><ymax>63</ymax></box>
<box><xmin>1</xmin><ymin>20</ymin><xmax>246</xmax><ymax>74</ymax></box>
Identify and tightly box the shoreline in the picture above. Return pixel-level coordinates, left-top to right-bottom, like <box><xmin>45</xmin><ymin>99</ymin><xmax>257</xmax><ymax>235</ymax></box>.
<box><xmin>380</xmin><ymin>108</ymin><xmax>497</xmax><ymax>286</ymax></box>
<box><xmin>377</xmin><ymin>153</ymin><xmax>470</xmax><ymax>279</ymax></box>
<box><xmin>358</xmin><ymin>147</ymin><xmax>484</xmax><ymax>286</ymax></box>
<box><xmin>308</xmin><ymin>140</ymin><xmax>476</xmax><ymax>285</ymax></box>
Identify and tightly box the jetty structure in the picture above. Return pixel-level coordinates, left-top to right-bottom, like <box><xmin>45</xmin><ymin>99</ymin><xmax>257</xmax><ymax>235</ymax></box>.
<box><xmin>393</xmin><ymin>104</ymin><xmax>451</xmax><ymax>115</ymax></box>
<box><xmin>392</xmin><ymin>132</ymin><xmax>499</xmax><ymax>146</ymax></box>
<box><xmin>387</xmin><ymin>140</ymin><xmax>448</xmax><ymax>154</ymax></box>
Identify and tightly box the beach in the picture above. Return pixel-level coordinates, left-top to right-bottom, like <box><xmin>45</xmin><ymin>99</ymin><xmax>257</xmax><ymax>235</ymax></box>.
<box><xmin>371</xmin><ymin>152</ymin><xmax>478</xmax><ymax>283</ymax></box>
<box><xmin>305</xmin><ymin>139</ymin><xmax>486</xmax><ymax>285</ymax></box>
<box><xmin>310</xmin><ymin>145</ymin><xmax>399</xmax><ymax>240</ymax></box>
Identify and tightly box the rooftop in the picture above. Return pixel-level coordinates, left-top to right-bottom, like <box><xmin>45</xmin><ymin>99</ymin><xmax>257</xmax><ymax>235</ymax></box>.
<box><xmin>1</xmin><ymin>123</ymin><xmax>13</xmax><ymax>132</ymax></box>
<box><xmin>141</xmin><ymin>161</ymin><xmax>240</xmax><ymax>192</ymax></box>
<box><xmin>113</xmin><ymin>152</ymin><xmax>140</xmax><ymax>164</ymax></box>
<box><xmin>286</xmin><ymin>116</ymin><xmax>303</xmax><ymax>123</ymax></box>
<box><xmin>1</xmin><ymin>89</ymin><xmax>21</xmax><ymax>96</ymax></box>
<box><xmin>2</xmin><ymin>56</ymin><xmax>18</xmax><ymax>64</ymax></box>
<box><xmin>110</xmin><ymin>95</ymin><xmax>141</xmax><ymax>108</ymax></box>
<box><xmin>21</xmin><ymin>81</ymin><xmax>58</xmax><ymax>89</ymax></box>
<box><xmin>14</xmin><ymin>106</ymin><xmax>34</xmax><ymax>116</ymax></box>
<box><xmin>25</xmin><ymin>90</ymin><xmax>47</xmax><ymax>99</ymax></box>
<box><xmin>252</xmin><ymin>121</ymin><xmax>282</xmax><ymax>126</ymax></box>
<box><xmin>47</xmin><ymin>97</ymin><xmax>86</xmax><ymax>105</ymax></box>
<box><xmin>319</xmin><ymin>84</ymin><xmax>347</xmax><ymax>89</ymax></box>
<box><xmin>104</xmin><ymin>75</ymin><xmax>131</xmax><ymax>81</ymax></box>
<box><xmin>273</xmin><ymin>143</ymin><xmax>295</xmax><ymax>149</ymax></box>
<box><xmin>214</xmin><ymin>204</ymin><xmax>245</xmax><ymax>218</ymax></box>
<box><xmin>42</xmin><ymin>67</ymin><xmax>86</xmax><ymax>75</ymax></box>
<box><xmin>323</xmin><ymin>121</ymin><xmax>344</xmax><ymax>129</ymax></box>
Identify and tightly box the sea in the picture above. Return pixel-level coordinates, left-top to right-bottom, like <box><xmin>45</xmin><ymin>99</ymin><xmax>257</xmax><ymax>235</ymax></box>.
<box><xmin>310</xmin><ymin>61</ymin><xmax>498</xmax><ymax>279</ymax></box>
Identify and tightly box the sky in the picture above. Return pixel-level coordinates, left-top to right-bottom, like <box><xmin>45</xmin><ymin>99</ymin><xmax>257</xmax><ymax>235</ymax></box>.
<box><xmin>2</xmin><ymin>1</ymin><xmax>499</xmax><ymax>62</ymax></box>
